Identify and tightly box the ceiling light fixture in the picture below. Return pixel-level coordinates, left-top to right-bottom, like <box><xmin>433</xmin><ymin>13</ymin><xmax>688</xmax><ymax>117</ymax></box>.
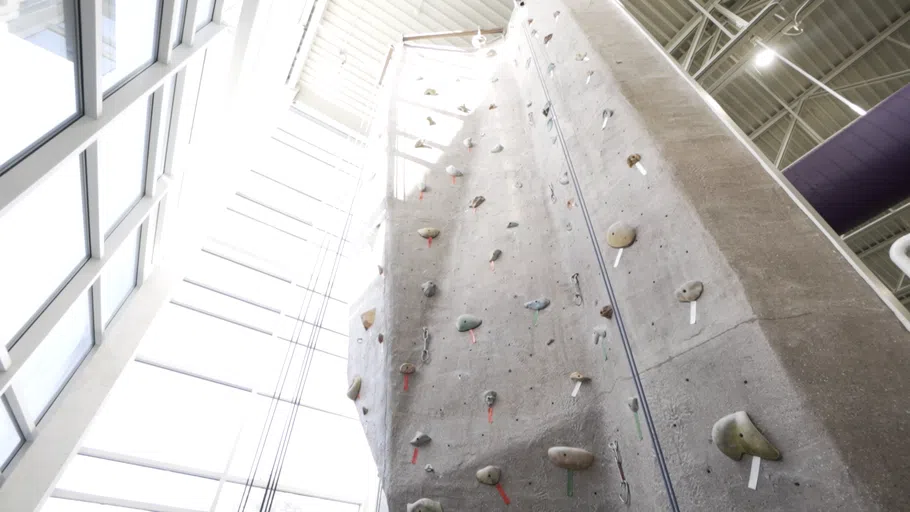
<box><xmin>754</xmin><ymin>48</ymin><xmax>776</xmax><ymax>68</ymax></box>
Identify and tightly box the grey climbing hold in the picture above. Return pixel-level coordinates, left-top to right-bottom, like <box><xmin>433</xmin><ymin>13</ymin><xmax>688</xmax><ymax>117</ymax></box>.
<box><xmin>592</xmin><ymin>326</ymin><xmax>608</xmax><ymax>344</ymax></box>
<box><xmin>469</xmin><ymin>196</ymin><xmax>485</xmax><ymax>209</ymax></box>
<box><xmin>410</xmin><ymin>431</ymin><xmax>432</xmax><ymax>446</ymax></box>
<box><xmin>426</xmin><ymin>116</ymin><xmax>436</xmax><ymax>126</ymax></box>
<box><xmin>712</xmin><ymin>411</ymin><xmax>781</xmax><ymax>461</ymax></box>
<box><xmin>547</xmin><ymin>118</ymin><xmax>554</xmax><ymax>132</ymax></box>
<box><xmin>476</xmin><ymin>465</ymin><xmax>502</xmax><ymax>485</ymax></box>
<box><xmin>586</xmin><ymin>70</ymin><xmax>594</xmax><ymax>84</ymax></box>
<box><xmin>570</xmin><ymin>371</ymin><xmax>591</xmax><ymax>382</ymax></box>
<box><xmin>558</xmin><ymin>172</ymin><xmax>570</xmax><ymax>185</ymax></box>
<box><xmin>525</xmin><ymin>298</ymin><xmax>550</xmax><ymax>311</ymax></box>
<box><xmin>491</xmin><ymin>77</ymin><xmax>498</xmax><ymax>83</ymax></box>
<box><xmin>549</xmin><ymin>184</ymin><xmax>556</xmax><ymax>204</ymax></box>
<box><xmin>489</xmin><ymin>249</ymin><xmax>502</xmax><ymax>262</ymax></box>
<box><xmin>488</xmin><ymin>103</ymin><xmax>497</xmax><ymax>110</ymax></box>
<box><xmin>547</xmin><ymin>447</ymin><xmax>595</xmax><ymax>470</ymax></box>
<box><xmin>543</xmin><ymin>33</ymin><xmax>553</xmax><ymax>45</ymax></box>
<box><xmin>455</xmin><ymin>314</ymin><xmax>482</xmax><ymax>332</ymax></box>
<box><xmin>346</xmin><ymin>376</ymin><xmax>362</xmax><ymax>400</ymax></box>
<box><xmin>507</xmin><ymin>222</ymin><xmax>518</xmax><ymax>228</ymax></box>
<box><xmin>525</xmin><ymin>57</ymin><xmax>531</xmax><ymax>69</ymax></box>
<box><xmin>407</xmin><ymin>498</ymin><xmax>443</xmax><ymax>512</ymax></box>
<box><xmin>551</xmin><ymin>136</ymin><xmax>558</xmax><ymax>145</ymax></box>
<box><xmin>486</xmin><ymin>49</ymin><xmax>497</xmax><ymax>57</ymax></box>
<box><xmin>531</xmin><ymin>29</ymin><xmax>538</xmax><ymax>38</ymax></box>
<box><xmin>421</xmin><ymin>281</ymin><xmax>437</xmax><ymax>297</ymax></box>
<box><xmin>627</xmin><ymin>397</ymin><xmax>639</xmax><ymax>413</ymax></box>
<box><xmin>566</xmin><ymin>222</ymin><xmax>572</xmax><ymax>231</ymax></box>
<box><xmin>527</xmin><ymin>112</ymin><xmax>534</xmax><ymax>125</ymax></box>
<box><xmin>490</xmin><ymin>144</ymin><xmax>504</xmax><ymax>153</ymax></box>
<box><xmin>542</xmin><ymin>101</ymin><xmax>551</xmax><ymax>117</ymax></box>
<box><xmin>462</xmin><ymin>137</ymin><xmax>474</xmax><ymax>149</ymax></box>
<box><xmin>527</xmin><ymin>101</ymin><xmax>533</xmax><ymax>107</ymax></box>
<box><xmin>601</xmin><ymin>109</ymin><xmax>614</xmax><ymax>130</ymax></box>
<box><xmin>575</xmin><ymin>52</ymin><xmax>589</xmax><ymax>61</ymax></box>
<box><xmin>414</xmin><ymin>139</ymin><xmax>429</xmax><ymax>149</ymax></box>
<box><xmin>457</xmin><ymin>104</ymin><xmax>470</xmax><ymax>113</ymax></box>
<box><xmin>483</xmin><ymin>390</ymin><xmax>497</xmax><ymax>406</ymax></box>
<box><xmin>547</xmin><ymin>338</ymin><xmax>555</xmax><ymax>346</ymax></box>
<box><xmin>417</xmin><ymin>227</ymin><xmax>440</xmax><ymax>240</ymax></box>
<box><xmin>676</xmin><ymin>280</ymin><xmax>704</xmax><ymax>302</ymax></box>
<box><xmin>547</xmin><ymin>63</ymin><xmax>555</xmax><ymax>76</ymax></box>
<box><xmin>553</xmin><ymin>10</ymin><xmax>561</xmax><ymax>21</ymax></box>
<box><xmin>418</xmin><ymin>181</ymin><xmax>427</xmax><ymax>192</ymax></box>
<box><xmin>627</xmin><ymin>153</ymin><xmax>642</xmax><ymax>167</ymax></box>
<box><xmin>514</xmin><ymin>181</ymin><xmax>523</xmax><ymax>189</ymax></box>
<box><xmin>606</xmin><ymin>221</ymin><xmax>636</xmax><ymax>248</ymax></box>
<box><xmin>399</xmin><ymin>363</ymin><xmax>416</xmax><ymax>374</ymax></box>
<box><xmin>425</xmin><ymin>464</ymin><xmax>434</xmax><ymax>472</ymax></box>
<box><xmin>362</xmin><ymin>406</ymin><xmax>369</xmax><ymax>415</ymax></box>
<box><xmin>424</xmin><ymin>88</ymin><xmax>437</xmax><ymax>96</ymax></box>
<box><xmin>600</xmin><ymin>305</ymin><xmax>614</xmax><ymax>319</ymax></box>
<box><xmin>445</xmin><ymin>165</ymin><xmax>463</xmax><ymax>177</ymax></box>
<box><xmin>361</xmin><ymin>309</ymin><xmax>376</xmax><ymax>330</ymax></box>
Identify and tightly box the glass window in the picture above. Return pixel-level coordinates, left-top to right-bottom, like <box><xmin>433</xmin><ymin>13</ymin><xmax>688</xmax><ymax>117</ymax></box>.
<box><xmin>56</xmin><ymin>455</ymin><xmax>219</xmax><ymax>510</ymax></box>
<box><xmin>171</xmin><ymin>281</ymin><xmax>279</xmax><ymax>333</ymax></box>
<box><xmin>154</xmin><ymin>76</ymin><xmax>176</xmax><ymax>179</ymax></box>
<box><xmin>10</xmin><ymin>290</ymin><xmax>93</xmax><ymax>425</ymax></box>
<box><xmin>42</xmin><ymin>498</ymin><xmax>145</xmax><ymax>512</ymax></box>
<box><xmin>0</xmin><ymin>155</ymin><xmax>87</xmax><ymax>349</ymax></box>
<box><xmin>170</xmin><ymin>0</ymin><xmax>187</xmax><ymax>48</ymax></box>
<box><xmin>0</xmin><ymin>399</ymin><xmax>23</xmax><ymax>471</ymax></box>
<box><xmin>80</xmin><ymin>362</ymin><xmax>248</xmax><ymax>474</ymax></box>
<box><xmin>101</xmin><ymin>0</ymin><xmax>161</xmax><ymax>93</ymax></box>
<box><xmin>315</xmin><ymin>328</ymin><xmax>349</xmax><ymax>359</ymax></box>
<box><xmin>195</xmin><ymin>0</ymin><xmax>217</xmax><ymax>31</ymax></box>
<box><xmin>185</xmin><ymin>251</ymin><xmax>289</xmax><ymax>311</ymax></box>
<box><xmin>0</xmin><ymin>0</ymin><xmax>80</xmax><ymax>171</ymax></box>
<box><xmin>215</xmin><ymin>484</ymin><xmax>360</xmax><ymax>512</ymax></box>
<box><xmin>99</xmin><ymin>97</ymin><xmax>150</xmax><ymax>236</ymax></box>
<box><xmin>255</xmin><ymin>348</ymin><xmax>355</xmax><ymax>418</ymax></box>
<box><xmin>101</xmin><ymin>228</ymin><xmax>140</xmax><ymax>326</ymax></box>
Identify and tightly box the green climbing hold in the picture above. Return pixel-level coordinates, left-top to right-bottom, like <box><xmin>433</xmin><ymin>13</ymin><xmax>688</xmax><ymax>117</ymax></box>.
<box><xmin>712</xmin><ymin>411</ymin><xmax>781</xmax><ymax>461</ymax></box>
<box><xmin>455</xmin><ymin>314</ymin><xmax>482</xmax><ymax>332</ymax></box>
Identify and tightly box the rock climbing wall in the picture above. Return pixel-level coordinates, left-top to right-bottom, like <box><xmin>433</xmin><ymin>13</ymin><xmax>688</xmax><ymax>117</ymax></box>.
<box><xmin>348</xmin><ymin>1</ymin><xmax>910</xmax><ymax>511</ymax></box>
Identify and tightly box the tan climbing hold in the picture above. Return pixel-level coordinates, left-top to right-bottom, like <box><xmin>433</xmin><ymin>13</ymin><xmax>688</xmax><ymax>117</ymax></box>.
<box><xmin>476</xmin><ymin>465</ymin><xmax>502</xmax><ymax>485</ymax></box>
<box><xmin>570</xmin><ymin>372</ymin><xmax>591</xmax><ymax>382</ymax></box>
<box><xmin>417</xmin><ymin>227</ymin><xmax>440</xmax><ymax>239</ymax></box>
<box><xmin>407</xmin><ymin>498</ymin><xmax>443</xmax><ymax>512</ymax></box>
<box><xmin>676</xmin><ymin>280</ymin><xmax>704</xmax><ymax>302</ymax></box>
<box><xmin>606</xmin><ymin>221</ymin><xmax>636</xmax><ymax>248</ymax></box>
<box><xmin>361</xmin><ymin>309</ymin><xmax>376</xmax><ymax>330</ymax></box>
<box><xmin>426</xmin><ymin>116</ymin><xmax>436</xmax><ymax>125</ymax></box>
<box><xmin>415</xmin><ymin>139</ymin><xmax>430</xmax><ymax>149</ymax></box>
<box><xmin>346</xmin><ymin>376</ymin><xmax>361</xmax><ymax>400</ymax></box>
<box><xmin>424</xmin><ymin>88</ymin><xmax>437</xmax><ymax>96</ymax></box>
<box><xmin>547</xmin><ymin>446</ymin><xmax>595</xmax><ymax>470</ymax></box>
<box><xmin>399</xmin><ymin>363</ymin><xmax>416</xmax><ymax>374</ymax></box>
<box><xmin>600</xmin><ymin>305</ymin><xmax>614</xmax><ymax>319</ymax></box>
<box><xmin>627</xmin><ymin>154</ymin><xmax>641</xmax><ymax>167</ymax></box>
<box><xmin>712</xmin><ymin>411</ymin><xmax>781</xmax><ymax>461</ymax></box>
<box><xmin>489</xmin><ymin>103</ymin><xmax>497</xmax><ymax>110</ymax></box>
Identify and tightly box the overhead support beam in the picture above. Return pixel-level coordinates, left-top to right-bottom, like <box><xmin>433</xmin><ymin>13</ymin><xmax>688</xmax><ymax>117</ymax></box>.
<box><xmin>748</xmin><ymin>71</ymin><xmax>824</xmax><ymax>143</ymax></box>
<box><xmin>714</xmin><ymin>4</ymin><xmax>747</xmax><ymax>28</ymax></box>
<box><xmin>693</xmin><ymin>0</ymin><xmax>781</xmax><ymax>81</ymax></box>
<box><xmin>807</xmin><ymin>68</ymin><xmax>910</xmax><ymax>98</ymax></box>
<box><xmin>887</xmin><ymin>36</ymin><xmax>910</xmax><ymax>52</ymax></box>
<box><xmin>775</xmin><ymin>98</ymin><xmax>805</xmax><ymax>168</ymax></box>
<box><xmin>686</xmin><ymin>0</ymin><xmax>734</xmax><ymax>38</ymax></box>
<box><xmin>750</xmin><ymin>10</ymin><xmax>910</xmax><ymax>140</ymax></box>
<box><xmin>401</xmin><ymin>27</ymin><xmax>503</xmax><ymax>42</ymax></box>
<box><xmin>665</xmin><ymin>0</ymin><xmax>752</xmax><ymax>54</ymax></box>
<box><xmin>683</xmin><ymin>17</ymin><xmax>708</xmax><ymax>71</ymax></box>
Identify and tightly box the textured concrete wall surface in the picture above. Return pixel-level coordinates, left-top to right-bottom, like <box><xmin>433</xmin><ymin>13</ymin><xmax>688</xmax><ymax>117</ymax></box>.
<box><xmin>347</xmin><ymin>2</ymin><xmax>910</xmax><ymax>511</ymax></box>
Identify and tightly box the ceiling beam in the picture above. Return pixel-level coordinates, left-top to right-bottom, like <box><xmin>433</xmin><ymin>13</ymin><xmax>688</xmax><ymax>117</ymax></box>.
<box><xmin>807</xmin><ymin>68</ymin><xmax>910</xmax><ymax>98</ymax></box>
<box><xmin>684</xmin><ymin>17</ymin><xmax>709</xmax><ymax>70</ymax></box>
<box><xmin>748</xmin><ymin>71</ymin><xmax>824</xmax><ymax>143</ymax></box>
<box><xmin>749</xmin><ymin>9</ymin><xmax>910</xmax><ymax>140</ymax></box>
<box><xmin>775</xmin><ymin>98</ymin><xmax>804</xmax><ymax>167</ymax></box>
<box><xmin>665</xmin><ymin>0</ymin><xmax>725</xmax><ymax>53</ymax></box>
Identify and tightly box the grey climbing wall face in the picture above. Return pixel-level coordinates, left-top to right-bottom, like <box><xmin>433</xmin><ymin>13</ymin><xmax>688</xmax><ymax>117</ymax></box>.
<box><xmin>347</xmin><ymin>1</ymin><xmax>910</xmax><ymax>511</ymax></box>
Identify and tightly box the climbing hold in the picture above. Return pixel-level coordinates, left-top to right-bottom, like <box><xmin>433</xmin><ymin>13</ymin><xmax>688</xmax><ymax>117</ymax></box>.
<box><xmin>491</xmin><ymin>144</ymin><xmax>504</xmax><ymax>153</ymax></box>
<box><xmin>570</xmin><ymin>372</ymin><xmax>591</xmax><ymax>382</ymax></box>
<box><xmin>418</xmin><ymin>181</ymin><xmax>427</xmax><ymax>192</ymax></box>
<box><xmin>410</xmin><ymin>431</ymin><xmax>432</xmax><ymax>447</ymax></box>
<box><xmin>489</xmin><ymin>249</ymin><xmax>502</xmax><ymax>262</ymax></box>
<box><xmin>483</xmin><ymin>390</ymin><xmax>497</xmax><ymax>406</ymax></box>
<box><xmin>445</xmin><ymin>165</ymin><xmax>463</xmax><ymax>177</ymax></box>
<box><xmin>601</xmin><ymin>109</ymin><xmax>614</xmax><ymax>130</ymax></box>
<box><xmin>469</xmin><ymin>196</ymin><xmax>485</xmax><ymax>209</ymax></box>
<box><xmin>514</xmin><ymin>181</ymin><xmax>523</xmax><ymax>189</ymax></box>
<box><xmin>421</xmin><ymin>281</ymin><xmax>437</xmax><ymax>297</ymax></box>
<box><xmin>627</xmin><ymin>154</ymin><xmax>641</xmax><ymax>167</ymax></box>
<box><xmin>414</xmin><ymin>139</ymin><xmax>429</xmax><ymax>149</ymax></box>
<box><xmin>491</xmin><ymin>77</ymin><xmax>498</xmax><ymax>83</ymax></box>
<box><xmin>526</xmin><ymin>101</ymin><xmax>533</xmax><ymax>107</ymax></box>
<box><xmin>600</xmin><ymin>305</ymin><xmax>614</xmax><ymax>319</ymax></box>
<box><xmin>525</xmin><ymin>57</ymin><xmax>531</xmax><ymax>69</ymax></box>
<box><xmin>488</xmin><ymin>103</ymin><xmax>497</xmax><ymax>110</ymax></box>
<box><xmin>424</xmin><ymin>88</ymin><xmax>437</xmax><ymax>96</ymax></box>
<box><xmin>575</xmin><ymin>52</ymin><xmax>589</xmax><ymax>61</ymax></box>
<box><xmin>417</xmin><ymin>227</ymin><xmax>440</xmax><ymax>240</ymax></box>
<box><xmin>547</xmin><ymin>447</ymin><xmax>595</xmax><ymax>470</ymax></box>
<box><xmin>399</xmin><ymin>363</ymin><xmax>416</xmax><ymax>374</ymax></box>
<box><xmin>346</xmin><ymin>376</ymin><xmax>362</xmax><ymax>400</ymax></box>
<box><xmin>558</xmin><ymin>172</ymin><xmax>570</xmax><ymax>185</ymax></box>
<box><xmin>586</xmin><ymin>70</ymin><xmax>594</xmax><ymax>84</ymax></box>
<box><xmin>542</xmin><ymin>101</ymin><xmax>551</xmax><ymax>117</ymax></box>
<box><xmin>527</xmin><ymin>112</ymin><xmax>534</xmax><ymax>125</ymax></box>
<box><xmin>455</xmin><ymin>314</ymin><xmax>482</xmax><ymax>332</ymax></box>
<box><xmin>362</xmin><ymin>406</ymin><xmax>369</xmax><ymax>415</ymax></box>
<box><xmin>544</xmin><ymin>33</ymin><xmax>553</xmax><ymax>45</ymax></box>
<box><xmin>424</xmin><ymin>464</ymin><xmax>434</xmax><ymax>472</ymax></box>
<box><xmin>547</xmin><ymin>63</ymin><xmax>555</xmax><ymax>76</ymax></box>
<box><xmin>592</xmin><ymin>326</ymin><xmax>608</xmax><ymax>344</ymax></box>
<box><xmin>407</xmin><ymin>498</ymin><xmax>443</xmax><ymax>512</ymax></box>
<box><xmin>462</xmin><ymin>137</ymin><xmax>474</xmax><ymax>149</ymax></box>
<box><xmin>547</xmin><ymin>118</ymin><xmax>554</xmax><ymax>132</ymax></box>
<box><xmin>426</xmin><ymin>116</ymin><xmax>436</xmax><ymax>125</ymax></box>
<box><xmin>527</xmin><ymin>18</ymin><xmax>533</xmax><ymax>25</ymax></box>
<box><xmin>566</xmin><ymin>198</ymin><xmax>575</xmax><ymax>209</ymax></box>
<box><xmin>378</xmin><ymin>333</ymin><xmax>384</xmax><ymax>343</ymax></box>
<box><xmin>712</xmin><ymin>411</ymin><xmax>781</xmax><ymax>461</ymax></box>
<box><xmin>361</xmin><ymin>309</ymin><xmax>376</xmax><ymax>330</ymax></box>
<box><xmin>457</xmin><ymin>104</ymin><xmax>470</xmax><ymax>113</ymax></box>
<box><xmin>476</xmin><ymin>465</ymin><xmax>502</xmax><ymax>485</ymax></box>
<box><xmin>553</xmin><ymin>10</ymin><xmax>561</xmax><ymax>21</ymax></box>
<box><xmin>566</xmin><ymin>222</ymin><xmax>572</xmax><ymax>231</ymax></box>
<box><xmin>676</xmin><ymin>280</ymin><xmax>704</xmax><ymax>302</ymax></box>
<box><xmin>486</xmin><ymin>49</ymin><xmax>497</xmax><ymax>57</ymax></box>
<box><xmin>524</xmin><ymin>298</ymin><xmax>550</xmax><ymax>311</ymax></box>
<box><xmin>531</xmin><ymin>29</ymin><xmax>538</xmax><ymax>38</ymax></box>
<box><xmin>547</xmin><ymin>338</ymin><xmax>556</xmax><ymax>345</ymax></box>
<box><xmin>627</xmin><ymin>397</ymin><xmax>639</xmax><ymax>413</ymax></box>
<box><xmin>551</xmin><ymin>136</ymin><xmax>558</xmax><ymax>145</ymax></box>
<box><xmin>507</xmin><ymin>221</ymin><xmax>519</xmax><ymax>228</ymax></box>
<box><xmin>377</xmin><ymin>265</ymin><xmax>384</xmax><ymax>276</ymax></box>
<box><xmin>606</xmin><ymin>221</ymin><xmax>636</xmax><ymax>248</ymax></box>
<box><xmin>416</xmin><ymin>76</ymin><xmax>424</xmax><ymax>81</ymax></box>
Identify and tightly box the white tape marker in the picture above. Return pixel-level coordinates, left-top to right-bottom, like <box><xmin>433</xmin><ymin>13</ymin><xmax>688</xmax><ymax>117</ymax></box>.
<box><xmin>634</xmin><ymin>162</ymin><xmax>648</xmax><ymax>176</ymax></box>
<box><xmin>571</xmin><ymin>381</ymin><xmax>582</xmax><ymax>398</ymax></box>
<box><xmin>690</xmin><ymin>301</ymin><xmax>697</xmax><ymax>325</ymax></box>
<box><xmin>613</xmin><ymin>248</ymin><xmax>623</xmax><ymax>268</ymax></box>
<box><xmin>748</xmin><ymin>455</ymin><xmax>760</xmax><ymax>490</ymax></box>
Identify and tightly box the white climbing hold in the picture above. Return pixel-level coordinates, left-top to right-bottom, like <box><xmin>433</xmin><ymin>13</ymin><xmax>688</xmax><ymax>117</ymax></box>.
<box><xmin>346</xmin><ymin>376</ymin><xmax>362</xmax><ymax>400</ymax></box>
<box><xmin>486</xmin><ymin>49</ymin><xmax>497</xmax><ymax>57</ymax></box>
<box><xmin>455</xmin><ymin>314</ymin><xmax>482</xmax><ymax>332</ymax></box>
<box><xmin>421</xmin><ymin>281</ymin><xmax>437</xmax><ymax>297</ymax></box>
<box><xmin>410</xmin><ymin>431</ymin><xmax>432</xmax><ymax>446</ymax></box>
<box><xmin>417</xmin><ymin>227</ymin><xmax>440</xmax><ymax>239</ymax></box>
<box><xmin>399</xmin><ymin>363</ymin><xmax>416</xmax><ymax>374</ymax></box>
<box><xmin>592</xmin><ymin>326</ymin><xmax>608</xmax><ymax>344</ymax></box>
<box><xmin>506</xmin><ymin>221</ymin><xmax>518</xmax><ymax>228</ymax></box>
<box><xmin>491</xmin><ymin>144</ymin><xmax>504</xmax><ymax>153</ymax></box>
<box><xmin>445</xmin><ymin>165</ymin><xmax>463</xmax><ymax>177</ymax></box>
<box><xmin>553</xmin><ymin>10</ymin><xmax>561</xmax><ymax>21</ymax></box>
<box><xmin>469</xmin><ymin>195</ymin><xmax>485</xmax><ymax>209</ymax></box>
<box><xmin>418</xmin><ymin>181</ymin><xmax>427</xmax><ymax>192</ymax></box>
<box><xmin>586</xmin><ymin>71</ymin><xmax>594</xmax><ymax>84</ymax></box>
<box><xmin>676</xmin><ymin>281</ymin><xmax>704</xmax><ymax>302</ymax></box>
<box><xmin>425</xmin><ymin>464</ymin><xmax>435</xmax><ymax>473</ymax></box>
<box><xmin>547</xmin><ymin>447</ymin><xmax>595</xmax><ymax>470</ymax></box>
<box><xmin>558</xmin><ymin>172</ymin><xmax>570</xmax><ymax>185</ymax></box>
<box><xmin>547</xmin><ymin>63</ymin><xmax>555</xmax><ymax>77</ymax></box>
<box><xmin>602</xmin><ymin>109</ymin><xmax>614</xmax><ymax>130</ymax></box>
<box><xmin>483</xmin><ymin>390</ymin><xmax>497</xmax><ymax>406</ymax></box>
<box><xmin>462</xmin><ymin>137</ymin><xmax>474</xmax><ymax>149</ymax></box>
<box><xmin>407</xmin><ymin>498</ymin><xmax>443</xmax><ymax>512</ymax></box>
<box><xmin>575</xmin><ymin>52</ymin><xmax>589</xmax><ymax>62</ymax></box>
<box><xmin>424</xmin><ymin>88</ymin><xmax>437</xmax><ymax>96</ymax></box>
<box><xmin>531</xmin><ymin>29</ymin><xmax>538</xmax><ymax>38</ymax></box>
<box><xmin>476</xmin><ymin>465</ymin><xmax>502</xmax><ymax>485</ymax></box>
<box><xmin>491</xmin><ymin>77</ymin><xmax>499</xmax><ymax>83</ymax></box>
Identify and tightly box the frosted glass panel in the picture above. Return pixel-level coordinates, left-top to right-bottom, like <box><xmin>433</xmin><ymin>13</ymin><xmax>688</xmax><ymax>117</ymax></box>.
<box><xmin>194</xmin><ymin>0</ymin><xmax>216</xmax><ymax>31</ymax></box>
<box><xmin>42</xmin><ymin>498</ymin><xmax>143</xmax><ymax>512</ymax></box>
<box><xmin>101</xmin><ymin>0</ymin><xmax>161</xmax><ymax>92</ymax></box>
<box><xmin>185</xmin><ymin>251</ymin><xmax>289</xmax><ymax>310</ymax></box>
<box><xmin>99</xmin><ymin>98</ymin><xmax>150</xmax><ymax>235</ymax></box>
<box><xmin>101</xmin><ymin>228</ymin><xmax>140</xmax><ymax>326</ymax></box>
<box><xmin>215</xmin><ymin>484</ymin><xmax>360</xmax><ymax>512</ymax></box>
<box><xmin>255</xmin><ymin>348</ymin><xmax>356</xmax><ymax>418</ymax></box>
<box><xmin>171</xmin><ymin>281</ymin><xmax>279</xmax><ymax>333</ymax></box>
<box><xmin>11</xmin><ymin>290</ymin><xmax>93</xmax><ymax>424</ymax></box>
<box><xmin>0</xmin><ymin>400</ymin><xmax>23</xmax><ymax>470</ymax></box>
<box><xmin>0</xmin><ymin>156</ymin><xmax>87</xmax><ymax>348</ymax></box>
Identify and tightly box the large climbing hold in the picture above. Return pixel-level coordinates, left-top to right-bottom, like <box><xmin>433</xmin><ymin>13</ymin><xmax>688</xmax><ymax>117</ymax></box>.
<box><xmin>399</xmin><ymin>363</ymin><xmax>416</xmax><ymax>374</ymax></box>
<box><xmin>676</xmin><ymin>280</ymin><xmax>704</xmax><ymax>302</ymax></box>
<box><xmin>463</xmin><ymin>137</ymin><xmax>474</xmax><ymax>149</ymax></box>
<box><xmin>483</xmin><ymin>390</ymin><xmax>497</xmax><ymax>406</ymax></box>
<box><xmin>524</xmin><ymin>298</ymin><xmax>551</xmax><ymax>311</ymax></box>
<box><xmin>606</xmin><ymin>221</ymin><xmax>636</xmax><ymax>248</ymax></box>
<box><xmin>547</xmin><ymin>447</ymin><xmax>595</xmax><ymax>470</ymax></box>
<box><xmin>407</xmin><ymin>498</ymin><xmax>443</xmax><ymax>512</ymax></box>
<box><xmin>712</xmin><ymin>411</ymin><xmax>781</xmax><ymax>461</ymax></box>
<box><xmin>455</xmin><ymin>314</ymin><xmax>482</xmax><ymax>332</ymax></box>
<box><xmin>361</xmin><ymin>309</ymin><xmax>376</xmax><ymax>330</ymax></box>
<box><xmin>476</xmin><ymin>465</ymin><xmax>502</xmax><ymax>485</ymax></box>
<box><xmin>346</xmin><ymin>376</ymin><xmax>362</xmax><ymax>400</ymax></box>
<box><xmin>445</xmin><ymin>165</ymin><xmax>463</xmax><ymax>177</ymax></box>
<box><xmin>421</xmin><ymin>281</ymin><xmax>437</xmax><ymax>297</ymax></box>
<box><xmin>410</xmin><ymin>431</ymin><xmax>432</xmax><ymax>446</ymax></box>
<box><xmin>417</xmin><ymin>227</ymin><xmax>440</xmax><ymax>240</ymax></box>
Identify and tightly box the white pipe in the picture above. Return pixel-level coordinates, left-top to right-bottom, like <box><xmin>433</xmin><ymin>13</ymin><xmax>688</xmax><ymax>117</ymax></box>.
<box><xmin>890</xmin><ymin>234</ymin><xmax>910</xmax><ymax>279</ymax></box>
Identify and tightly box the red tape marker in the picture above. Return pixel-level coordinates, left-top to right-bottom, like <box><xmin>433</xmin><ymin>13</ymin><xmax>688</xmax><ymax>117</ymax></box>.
<box><xmin>452</xmin><ymin>176</ymin><xmax>456</xmax><ymax>184</ymax></box>
<box><xmin>490</xmin><ymin>261</ymin><xmax>495</xmax><ymax>272</ymax></box>
<box><xmin>470</xmin><ymin>329</ymin><xmax>476</xmax><ymax>344</ymax></box>
<box><xmin>488</xmin><ymin>407</ymin><xmax>494</xmax><ymax>424</ymax></box>
<box><xmin>496</xmin><ymin>483</ymin><xmax>511</xmax><ymax>505</ymax></box>
<box><xmin>427</xmin><ymin>238</ymin><xmax>432</xmax><ymax>248</ymax></box>
<box><xmin>411</xmin><ymin>447</ymin><xmax>418</xmax><ymax>464</ymax></box>
<box><xmin>403</xmin><ymin>374</ymin><xmax>409</xmax><ymax>391</ymax></box>
<box><xmin>419</xmin><ymin>191</ymin><xmax>424</xmax><ymax>200</ymax></box>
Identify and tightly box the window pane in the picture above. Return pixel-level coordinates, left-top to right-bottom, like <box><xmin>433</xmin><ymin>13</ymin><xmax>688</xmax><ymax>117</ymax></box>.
<box><xmin>154</xmin><ymin>76</ymin><xmax>176</xmax><ymax>179</ymax></box>
<box><xmin>99</xmin><ymin>98</ymin><xmax>150</xmax><ymax>236</ymax></box>
<box><xmin>56</xmin><ymin>455</ymin><xmax>219</xmax><ymax>510</ymax></box>
<box><xmin>101</xmin><ymin>228</ymin><xmax>140</xmax><ymax>326</ymax></box>
<box><xmin>215</xmin><ymin>484</ymin><xmax>360</xmax><ymax>512</ymax></box>
<box><xmin>101</xmin><ymin>0</ymin><xmax>161</xmax><ymax>93</ymax></box>
<box><xmin>169</xmin><ymin>0</ymin><xmax>187</xmax><ymax>48</ymax></box>
<box><xmin>171</xmin><ymin>281</ymin><xmax>279</xmax><ymax>333</ymax></box>
<box><xmin>194</xmin><ymin>0</ymin><xmax>216</xmax><ymax>31</ymax></box>
<box><xmin>0</xmin><ymin>0</ymin><xmax>80</xmax><ymax>170</ymax></box>
<box><xmin>81</xmin><ymin>362</ymin><xmax>248</xmax><ymax>474</ymax></box>
<box><xmin>255</xmin><ymin>348</ymin><xmax>355</xmax><ymax>418</ymax></box>
<box><xmin>185</xmin><ymin>251</ymin><xmax>289</xmax><ymax>311</ymax></box>
<box><xmin>0</xmin><ymin>155</ymin><xmax>87</xmax><ymax>348</ymax></box>
<box><xmin>0</xmin><ymin>399</ymin><xmax>23</xmax><ymax>470</ymax></box>
<box><xmin>11</xmin><ymin>290</ymin><xmax>93</xmax><ymax>425</ymax></box>
<box><xmin>43</xmin><ymin>497</ymin><xmax>145</xmax><ymax>512</ymax></box>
